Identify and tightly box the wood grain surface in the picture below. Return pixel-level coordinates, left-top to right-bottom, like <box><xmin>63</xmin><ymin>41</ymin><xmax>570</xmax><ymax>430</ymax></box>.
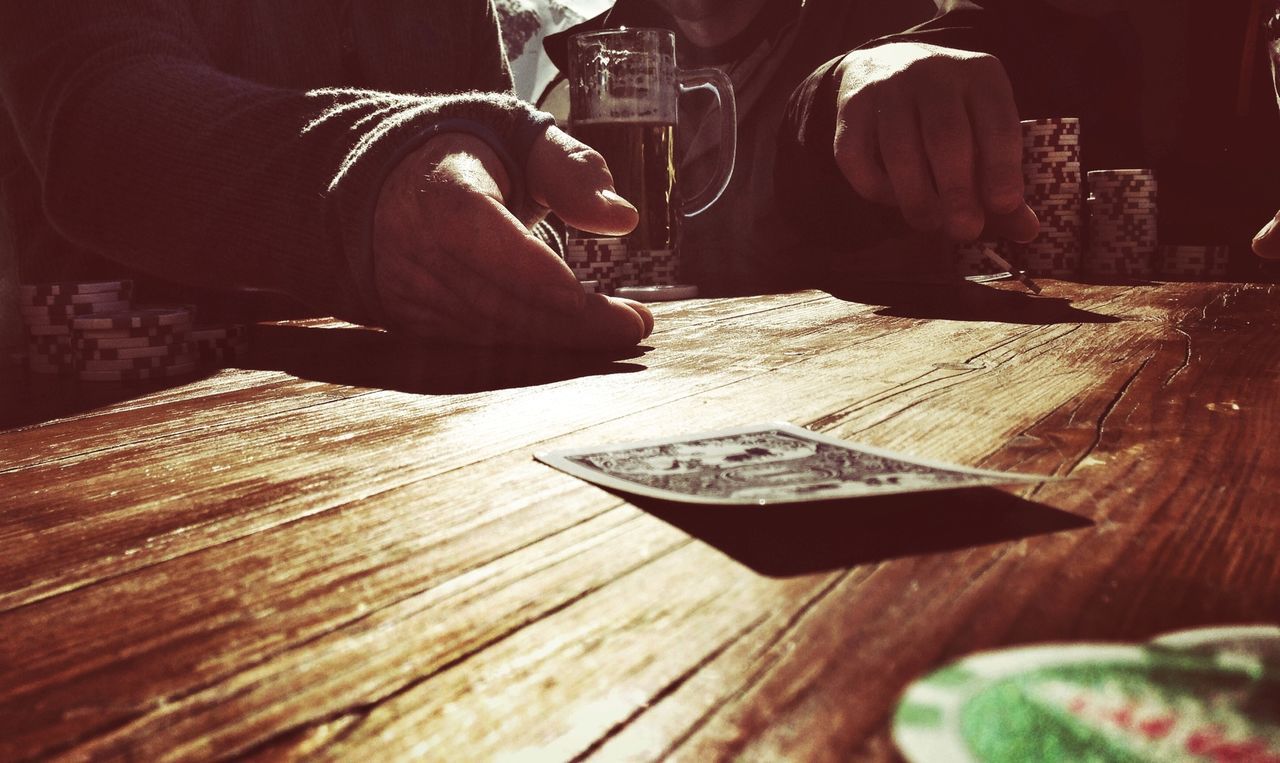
<box><xmin>1</xmin><ymin>280</ymin><xmax>1276</xmax><ymax>762</ymax></box>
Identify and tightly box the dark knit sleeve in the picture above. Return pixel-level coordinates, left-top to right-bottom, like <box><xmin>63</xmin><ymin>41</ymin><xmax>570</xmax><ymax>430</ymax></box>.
<box><xmin>0</xmin><ymin>1</ymin><xmax>552</xmax><ymax>327</ymax></box>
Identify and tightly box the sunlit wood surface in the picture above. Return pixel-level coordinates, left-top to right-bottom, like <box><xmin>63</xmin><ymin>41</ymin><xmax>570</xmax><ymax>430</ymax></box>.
<box><xmin>2</xmin><ymin>280</ymin><xmax>1277</xmax><ymax>762</ymax></box>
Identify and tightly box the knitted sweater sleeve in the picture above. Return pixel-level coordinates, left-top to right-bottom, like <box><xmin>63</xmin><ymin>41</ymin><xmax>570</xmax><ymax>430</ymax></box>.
<box><xmin>0</xmin><ymin>1</ymin><xmax>553</xmax><ymax>326</ymax></box>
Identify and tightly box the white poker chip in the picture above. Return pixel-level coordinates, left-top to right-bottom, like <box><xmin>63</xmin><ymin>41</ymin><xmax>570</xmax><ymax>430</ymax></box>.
<box><xmin>579</xmin><ymin>280</ymin><xmax>599</xmax><ymax>294</ymax></box>
<box><xmin>614</xmin><ymin>284</ymin><xmax>699</xmax><ymax>302</ymax></box>
<box><xmin>892</xmin><ymin>634</ymin><xmax>1280</xmax><ymax>763</ymax></box>
<box><xmin>1149</xmin><ymin>624</ymin><xmax>1280</xmax><ymax>655</ymax></box>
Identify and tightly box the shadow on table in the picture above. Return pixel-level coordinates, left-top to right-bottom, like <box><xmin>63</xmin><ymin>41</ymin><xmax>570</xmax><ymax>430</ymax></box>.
<box><xmin>0</xmin><ymin>369</ymin><xmax>218</xmax><ymax>430</ymax></box>
<box><xmin>245</xmin><ymin>324</ymin><xmax>650</xmax><ymax>394</ymax></box>
<box><xmin>826</xmin><ymin>280</ymin><xmax>1120</xmax><ymax>325</ymax></box>
<box><xmin>630</xmin><ymin>488</ymin><xmax>1091</xmax><ymax>577</ymax></box>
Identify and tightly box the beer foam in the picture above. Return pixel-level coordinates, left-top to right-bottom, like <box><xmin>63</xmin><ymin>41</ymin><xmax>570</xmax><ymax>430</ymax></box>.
<box><xmin>572</xmin><ymin>100</ymin><xmax>675</xmax><ymax>125</ymax></box>
<box><xmin>571</xmin><ymin>46</ymin><xmax>678</xmax><ymax>123</ymax></box>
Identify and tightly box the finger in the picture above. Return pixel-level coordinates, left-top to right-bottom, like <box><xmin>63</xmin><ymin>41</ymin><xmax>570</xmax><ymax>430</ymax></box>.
<box><xmin>833</xmin><ymin>98</ymin><xmax>895</xmax><ymax>205</ymax></box>
<box><xmin>545</xmin><ymin>294</ymin><xmax>649</xmax><ymax>349</ymax></box>
<box><xmin>918</xmin><ymin>89</ymin><xmax>983</xmax><ymax>240</ymax></box>
<box><xmin>382</xmin><ymin>247</ymin><xmax>649</xmax><ymax>349</ymax></box>
<box><xmin>527</xmin><ymin>126</ymin><xmax>639</xmax><ymax>236</ymax></box>
<box><xmin>877</xmin><ymin>90</ymin><xmax>943</xmax><ymax>231</ymax></box>
<box><xmin>614</xmin><ymin>297</ymin><xmax>655</xmax><ymax>338</ymax></box>
<box><xmin>1253</xmin><ymin>211</ymin><xmax>1280</xmax><ymax>259</ymax></box>
<box><xmin>981</xmin><ymin>203</ymin><xmax>1040</xmax><ymax>244</ymax></box>
<box><xmin>492</xmin><ymin>293</ymin><xmax>649</xmax><ymax>350</ymax></box>
<box><xmin>966</xmin><ymin>62</ymin><xmax>1025</xmax><ymax>215</ymax></box>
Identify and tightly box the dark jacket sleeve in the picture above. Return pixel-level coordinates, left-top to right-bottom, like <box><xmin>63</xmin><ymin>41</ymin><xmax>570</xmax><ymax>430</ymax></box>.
<box><xmin>0</xmin><ymin>1</ymin><xmax>552</xmax><ymax>326</ymax></box>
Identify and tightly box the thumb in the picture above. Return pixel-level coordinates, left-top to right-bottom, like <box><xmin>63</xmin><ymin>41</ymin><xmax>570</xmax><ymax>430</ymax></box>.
<box><xmin>526</xmin><ymin>126</ymin><xmax>639</xmax><ymax>236</ymax></box>
<box><xmin>1253</xmin><ymin>210</ymin><xmax>1280</xmax><ymax>259</ymax></box>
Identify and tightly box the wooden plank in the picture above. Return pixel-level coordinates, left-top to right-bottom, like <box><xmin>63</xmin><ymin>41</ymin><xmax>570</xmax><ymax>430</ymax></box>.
<box><xmin>0</xmin><ymin>286</ymin><xmax>1239</xmax><ymax>757</ymax></box>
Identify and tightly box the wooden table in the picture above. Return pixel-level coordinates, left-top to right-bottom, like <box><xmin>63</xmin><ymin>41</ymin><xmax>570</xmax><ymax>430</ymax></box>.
<box><xmin>2</xmin><ymin>279</ymin><xmax>1277</xmax><ymax>762</ymax></box>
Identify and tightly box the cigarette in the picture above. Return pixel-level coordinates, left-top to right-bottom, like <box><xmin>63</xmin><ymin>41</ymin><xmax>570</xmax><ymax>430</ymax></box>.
<box><xmin>980</xmin><ymin>246</ymin><xmax>1042</xmax><ymax>295</ymax></box>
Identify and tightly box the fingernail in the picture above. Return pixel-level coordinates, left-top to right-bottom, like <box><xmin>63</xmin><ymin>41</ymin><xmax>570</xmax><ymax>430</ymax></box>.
<box><xmin>599</xmin><ymin>189</ymin><xmax>635</xmax><ymax>210</ymax></box>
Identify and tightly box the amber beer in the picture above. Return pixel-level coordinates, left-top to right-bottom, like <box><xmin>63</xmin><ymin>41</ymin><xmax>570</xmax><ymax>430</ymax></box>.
<box><xmin>568</xmin><ymin>27</ymin><xmax>735</xmax><ymax>268</ymax></box>
<box><xmin>572</xmin><ymin>119</ymin><xmax>679</xmax><ymax>251</ymax></box>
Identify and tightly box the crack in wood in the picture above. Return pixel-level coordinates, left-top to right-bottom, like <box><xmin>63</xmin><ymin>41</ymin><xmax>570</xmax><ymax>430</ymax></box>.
<box><xmin>1028</xmin><ymin>355</ymin><xmax>1154</xmax><ymax>503</ymax></box>
<box><xmin>1157</xmin><ymin>283</ymin><xmax>1250</xmax><ymax>391</ymax></box>
<box><xmin>1162</xmin><ymin>327</ymin><xmax>1194</xmax><ymax>389</ymax></box>
<box><xmin>962</xmin><ymin>323</ymin><xmax>1069</xmax><ymax>366</ymax></box>
<box><xmin>654</xmin><ymin>570</ymin><xmax>855</xmax><ymax>761</ymax></box>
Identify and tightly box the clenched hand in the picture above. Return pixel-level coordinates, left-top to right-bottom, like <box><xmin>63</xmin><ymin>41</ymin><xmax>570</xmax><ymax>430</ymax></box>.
<box><xmin>833</xmin><ymin>42</ymin><xmax>1039</xmax><ymax>244</ymax></box>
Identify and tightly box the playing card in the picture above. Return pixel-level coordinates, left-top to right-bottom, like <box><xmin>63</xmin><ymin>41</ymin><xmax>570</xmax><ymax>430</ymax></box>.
<box><xmin>534</xmin><ymin>422</ymin><xmax>1054</xmax><ymax>505</ymax></box>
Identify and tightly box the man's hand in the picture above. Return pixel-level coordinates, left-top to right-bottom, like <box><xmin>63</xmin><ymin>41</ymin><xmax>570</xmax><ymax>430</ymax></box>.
<box><xmin>372</xmin><ymin>126</ymin><xmax>653</xmax><ymax>349</ymax></box>
<box><xmin>833</xmin><ymin>42</ymin><xmax>1039</xmax><ymax>244</ymax></box>
<box><xmin>1254</xmin><ymin>211</ymin><xmax>1280</xmax><ymax>259</ymax></box>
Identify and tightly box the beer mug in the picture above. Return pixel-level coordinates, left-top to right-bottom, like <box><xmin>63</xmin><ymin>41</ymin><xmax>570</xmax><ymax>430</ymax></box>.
<box><xmin>567</xmin><ymin>28</ymin><xmax>736</xmax><ymax>253</ymax></box>
<box><xmin>1269</xmin><ymin>3</ymin><xmax>1280</xmax><ymax>109</ymax></box>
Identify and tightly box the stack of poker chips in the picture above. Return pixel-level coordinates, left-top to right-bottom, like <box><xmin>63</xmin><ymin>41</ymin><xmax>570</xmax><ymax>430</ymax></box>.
<box><xmin>955</xmin><ymin>118</ymin><xmax>1083</xmax><ymax>278</ymax></box>
<box><xmin>1156</xmin><ymin>244</ymin><xmax>1230</xmax><ymax>280</ymax></box>
<box><xmin>18</xmin><ymin>280</ymin><xmax>134</xmax><ymax>375</ymax></box>
<box><xmin>613</xmin><ymin>247</ymin><xmax>698</xmax><ymax>301</ymax></box>
<box><xmin>71</xmin><ymin>307</ymin><xmax>197</xmax><ymax>382</ymax></box>
<box><xmin>564</xmin><ymin>236</ymin><xmax>631</xmax><ymax>295</ymax></box>
<box><xmin>1015</xmin><ymin>118</ymin><xmax>1084</xmax><ymax>277</ymax></box>
<box><xmin>17</xmin><ymin>279</ymin><xmax>252</xmax><ymax>382</ymax></box>
<box><xmin>1085</xmin><ymin>169</ymin><xmax>1158</xmax><ymax>278</ymax></box>
<box><xmin>190</xmin><ymin>324</ymin><xmax>250</xmax><ymax>367</ymax></box>
<box><xmin>638</xmin><ymin>249</ymin><xmax>680</xmax><ymax>286</ymax></box>
<box><xmin>563</xmin><ymin>236</ymin><xmax>699</xmax><ymax>302</ymax></box>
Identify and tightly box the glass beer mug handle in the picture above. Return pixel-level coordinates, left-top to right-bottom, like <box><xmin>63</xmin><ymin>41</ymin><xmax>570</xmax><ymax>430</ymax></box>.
<box><xmin>676</xmin><ymin>67</ymin><xmax>737</xmax><ymax>218</ymax></box>
<box><xmin>1270</xmin><ymin>1</ymin><xmax>1280</xmax><ymax>110</ymax></box>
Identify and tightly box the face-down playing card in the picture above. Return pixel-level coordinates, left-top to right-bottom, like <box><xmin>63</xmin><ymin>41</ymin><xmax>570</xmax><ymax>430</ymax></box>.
<box><xmin>535</xmin><ymin>422</ymin><xmax>1054</xmax><ymax>506</ymax></box>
